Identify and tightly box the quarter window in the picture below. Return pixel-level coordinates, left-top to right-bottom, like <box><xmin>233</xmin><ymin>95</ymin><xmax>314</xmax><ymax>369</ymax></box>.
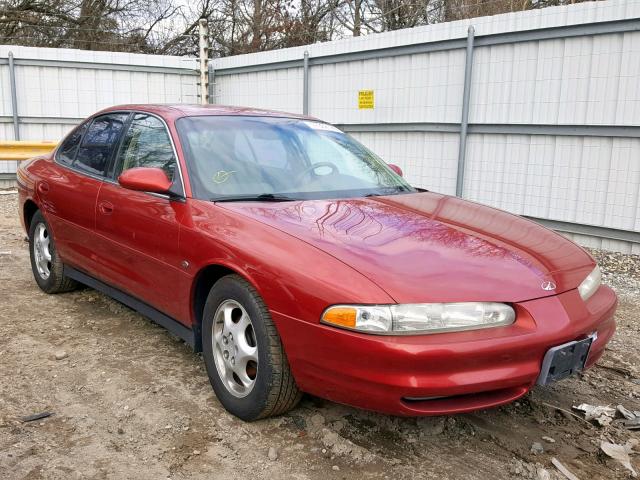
<box><xmin>115</xmin><ymin>114</ymin><xmax>177</xmax><ymax>182</ymax></box>
<box><xmin>74</xmin><ymin>113</ymin><xmax>128</xmax><ymax>176</ymax></box>
<box><xmin>56</xmin><ymin>122</ymin><xmax>89</xmax><ymax>165</ymax></box>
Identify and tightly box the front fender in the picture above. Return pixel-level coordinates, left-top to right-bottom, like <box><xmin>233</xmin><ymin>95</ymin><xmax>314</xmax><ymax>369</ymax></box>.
<box><xmin>181</xmin><ymin>199</ymin><xmax>394</xmax><ymax>325</ymax></box>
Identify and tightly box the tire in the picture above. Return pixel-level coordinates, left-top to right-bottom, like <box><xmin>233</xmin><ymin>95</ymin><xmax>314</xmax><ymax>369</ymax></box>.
<box><xmin>28</xmin><ymin>210</ymin><xmax>78</xmax><ymax>294</ymax></box>
<box><xmin>202</xmin><ymin>274</ymin><xmax>301</xmax><ymax>421</ymax></box>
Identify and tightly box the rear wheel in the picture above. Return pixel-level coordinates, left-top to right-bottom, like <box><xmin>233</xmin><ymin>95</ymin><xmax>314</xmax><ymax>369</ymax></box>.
<box><xmin>202</xmin><ymin>275</ymin><xmax>301</xmax><ymax>420</ymax></box>
<box><xmin>28</xmin><ymin>211</ymin><xmax>77</xmax><ymax>294</ymax></box>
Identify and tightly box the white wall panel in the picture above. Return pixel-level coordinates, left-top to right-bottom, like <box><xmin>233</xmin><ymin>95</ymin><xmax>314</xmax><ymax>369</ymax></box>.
<box><xmin>464</xmin><ymin>134</ymin><xmax>640</xmax><ymax>232</ymax></box>
<box><xmin>309</xmin><ymin>51</ymin><xmax>465</xmax><ymax>124</ymax></box>
<box><xmin>616</xmin><ymin>31</ymin><xmax>640</xmax><ymax>124</ymax></box>
<box><xmin>562</xmin><ymin>233</ymin><xmax>640</xmax><ymax>255</ymax></box>
<box><xmin>12</xmin><ymin>66</ymin><xmax>197</xmax><ymax>118</ymax></box>
<box><xmin>351</xmin><ymin>131</ymin><xmax>459</xmax><ymax>194</ymax></box>
<box><xmin>469</xmin><ymin>32</ymin><xmax>637</xmax><ymax>125</ymax></box>
<box><xmin>18</xmin><ymin>123</ymin><xmax>76</xmax><ymax>141</ymax></box>
<box><xmin>0</xmin><ymin>64</ymin><xmax>12</xmax><ymax>122</ymax></box>
<box><xmin>0</xmin><ymin>117</ymin><xmax>17</xmax><ymax>172</ymax></box>
<box><xmin>215</xmin><ymin>68</ymin><xmax>303</xmax><ymax>114</ymax></box>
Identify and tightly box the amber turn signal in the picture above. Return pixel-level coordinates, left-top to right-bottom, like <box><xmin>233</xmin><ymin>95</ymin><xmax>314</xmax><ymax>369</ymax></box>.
<box><xmin>321</xmin><ymin>307</ymin><xmax>357</xmax><ymax>328</ymax></box>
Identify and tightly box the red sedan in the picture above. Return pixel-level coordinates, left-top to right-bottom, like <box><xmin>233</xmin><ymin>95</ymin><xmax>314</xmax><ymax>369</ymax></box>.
<box><xmin>17</xmin><ymin>104</ymin><xmax>617</xmax><ymax>421</ymax></box>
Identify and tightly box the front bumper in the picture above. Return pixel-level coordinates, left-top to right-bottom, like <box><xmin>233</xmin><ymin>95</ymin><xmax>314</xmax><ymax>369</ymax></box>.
<box><xmin>273</xmin><ymin>286</ymin><xmax>617</xmax><ymax>416</ymax></box>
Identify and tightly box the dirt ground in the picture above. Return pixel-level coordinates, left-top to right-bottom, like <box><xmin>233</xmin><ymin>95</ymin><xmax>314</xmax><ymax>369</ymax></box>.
<box><xmin>1</xmin><ymin>190</ymin><xmax>639</xmax><ymax>480</ymax></box>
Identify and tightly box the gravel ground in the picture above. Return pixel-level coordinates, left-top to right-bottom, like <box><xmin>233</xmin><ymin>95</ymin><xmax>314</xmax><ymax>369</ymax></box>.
<box><xmin>0</xmin><ymin>190</ymin><xmax>639</xmax><ymax>480</ymax></box>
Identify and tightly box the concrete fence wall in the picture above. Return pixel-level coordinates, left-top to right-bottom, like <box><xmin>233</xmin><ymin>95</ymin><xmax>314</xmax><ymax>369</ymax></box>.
<box><xmin>210</xmin><ymin>0</ymin><xmax>640</xmax><ymax>253</ymax></box>
<box><xmin>0</xmin><ymin>45</ymin><xmax>198</xmax><ymax>175</ymax></box>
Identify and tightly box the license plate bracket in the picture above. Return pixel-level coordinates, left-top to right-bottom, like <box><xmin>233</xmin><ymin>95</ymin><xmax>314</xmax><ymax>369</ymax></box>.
<box><xmin>537</xmin><ymin>335</ymin><xmax>595</xmax><ymax>385</ymax></box>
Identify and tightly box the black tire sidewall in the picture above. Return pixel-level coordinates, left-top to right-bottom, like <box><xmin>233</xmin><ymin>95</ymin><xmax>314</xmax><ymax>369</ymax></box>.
<box><xmin>202</xmin><ymin>276</ymin><xmax>275</xmax><ymax>421</ymax></box>
<box><xmin>28</xmin><ymin>211</ymin><xmax>57</xmax><ymax>292</ymax></box>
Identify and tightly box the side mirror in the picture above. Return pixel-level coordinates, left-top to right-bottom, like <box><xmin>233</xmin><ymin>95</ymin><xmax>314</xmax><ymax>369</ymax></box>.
<box><xmin>387</xmin><ymin>163</ymin><xmax>403</xmax><ymax>177</ymax></box>
<box><xmin>118</xmin><ymin>167</ymin><xmax>172</xmax><ymax>194</ymax></box>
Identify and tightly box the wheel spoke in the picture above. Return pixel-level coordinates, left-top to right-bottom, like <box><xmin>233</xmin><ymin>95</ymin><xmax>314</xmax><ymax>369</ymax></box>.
<box><xmin>42</xmin><ymin>242</ymin><xmax>52</xmax><ymax>261</ymax></box>
<box><xmin>229</xmin><ymin>312</ymin><xmax>250</xmax><ymax>336</ymax></box>
<box><xmin>213</xmin><ymin>321</ymin><xmax>223</xmax><ymax>342</ymax></box>
<box><xmin>224</xmin><ymin>363</ymin><xmax>237</xmax><ymax>388</ymax></box>
<box><xmin>233</xmin><ymin>362</ymin><xmax>254</xmax><ymax>388</ymax></box>
<box><xmin>236</xmin><ymin>336</ymin><xmax>257</xmax><ymax>364</ymax></box>
<box><xmin>223</xmin><ymin>305</ymin><xmax>235</xmax><ymax>332</ymax></box>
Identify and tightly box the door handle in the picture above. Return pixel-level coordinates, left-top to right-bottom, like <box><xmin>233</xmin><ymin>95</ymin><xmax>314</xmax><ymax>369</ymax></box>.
<box><xmin>98</xmin><ymin>201</ymin><xmax>114</xmax><ymax>215</ymax></box>
<box><xmin>37</xmin><ymin>182</ymin><xmax>49</xmax><ymax>194</ymax></box>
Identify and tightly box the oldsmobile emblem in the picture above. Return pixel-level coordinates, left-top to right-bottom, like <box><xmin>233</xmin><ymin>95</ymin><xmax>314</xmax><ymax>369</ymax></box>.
<box><xmin>541</xmin><ymin>280</ymin><xmax>556</xmax><ymax>291</ymax></box>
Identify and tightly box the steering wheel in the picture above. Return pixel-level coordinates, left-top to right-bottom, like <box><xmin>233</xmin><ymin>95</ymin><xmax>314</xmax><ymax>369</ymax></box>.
<box><xmin>294</xmin><ymin>161</ymin><xmax>339</xmax><ymax>184</ymax></box>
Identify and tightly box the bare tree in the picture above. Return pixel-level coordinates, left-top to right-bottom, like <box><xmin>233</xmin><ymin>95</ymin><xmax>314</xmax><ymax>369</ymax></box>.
<box><xmin>0</xmin><ymin>0</ymin><xmax>182</xmax><ymax>52</ymax></box>
<box><xmin>0</xmin><ymin>0</ymin><xmax>601</xmax><ymax>55</ymax></box>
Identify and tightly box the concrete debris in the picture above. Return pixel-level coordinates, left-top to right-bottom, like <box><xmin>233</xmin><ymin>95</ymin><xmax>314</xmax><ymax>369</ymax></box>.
<box><xmin>573</xmin><ymin>404</ymin><xmax>615</xmax><ymax>426</ymax></box>
<box><xmin>54</xmin><ymin>351</ymin><xmax>68</xmax><ymax>361</ymax></box>
<box><xmin>536</xmin><ymin>468</ymin><xmax>551</xmax><ymax>480</ymax></box>
<box><xmin>551</xmin><ymin>457</ymin><xmax>580</xmax><ymax>480</ymax></box>
<box><xmin>600</xmin><ymin>440</ymin><xmax>637</xmax><ymax>477</ymax></box>
<box><xmin>617</xmin><ymin>405</ymin><xmax>636</xmax><ymax>420</ymax></box>
<box><xmin>267</xmin><ymin>447</ymin><xmax>278</xmax><ymax>461</ymax></box>
<box><xmin>530</xmin><ymin>442</ymin><xmax>544</xmax><ymax>455</ymax></box>
<box><xmin>613</xmin><ymin>405</ymin><xmax>640</xmax><ymax>430</ymax></box>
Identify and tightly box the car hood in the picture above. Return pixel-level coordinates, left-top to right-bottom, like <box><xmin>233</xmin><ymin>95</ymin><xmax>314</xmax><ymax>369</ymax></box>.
<box><xmin>218</xmin><ymin>192</ymin><xmax>595</xmax><ymax>303</ymax></box>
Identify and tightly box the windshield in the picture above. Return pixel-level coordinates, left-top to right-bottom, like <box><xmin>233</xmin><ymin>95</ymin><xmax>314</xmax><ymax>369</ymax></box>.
<box><xmin>176</xmin><ymin>116</ymin><xmax>414</xmax><ymax>201</ymax></box>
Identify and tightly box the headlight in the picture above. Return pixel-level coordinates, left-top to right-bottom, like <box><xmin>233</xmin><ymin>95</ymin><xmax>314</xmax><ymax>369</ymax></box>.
<box><xmin>578</xmin><ymin>265</ymin><xmax>601</xmax><ymax>301</ymax></box>
<box><xmin>321</xmin><ymin>302</ymin><xmax>515</xmax><ymax>334</ymax></box>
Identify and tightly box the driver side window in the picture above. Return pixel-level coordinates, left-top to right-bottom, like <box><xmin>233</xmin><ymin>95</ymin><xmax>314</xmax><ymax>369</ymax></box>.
<box><xmin>115</xmin><ymin>114</ymin><xmax>178</xmax><ymax>183</ymax></box>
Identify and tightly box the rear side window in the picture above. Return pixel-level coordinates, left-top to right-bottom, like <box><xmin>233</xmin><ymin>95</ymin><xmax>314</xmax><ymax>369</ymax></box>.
<box><xmin>56</xmin><ymin>122</ymin><xmax>89</xmax><ymax>165</ymax></box>
<box><xmin>115</xmin><ymin>114</ymin><xmax>177</xmax><ymax>182</ymax></box>
<box><xmin>74</xmin><ymin>113</ymin><xmax>128</xmax><ymax>176</ymax></box>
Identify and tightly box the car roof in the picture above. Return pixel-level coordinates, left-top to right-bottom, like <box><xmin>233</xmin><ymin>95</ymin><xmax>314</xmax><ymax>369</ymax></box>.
<box><xmin>96</xmin><ymin>104</ymin><xmax>320</xmax><ymax>122</ymax></box>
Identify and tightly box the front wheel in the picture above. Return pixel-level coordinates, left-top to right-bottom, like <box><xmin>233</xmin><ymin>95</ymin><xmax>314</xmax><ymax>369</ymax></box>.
<box><xmin>202</xmin><ymin>275</ymin><xmax>301</xmax><ymax>420</ymax></box>
<box><xmin>28</xmin><ymin>210</ymin><xmax>77</xmax><ymax>294</ymax></box>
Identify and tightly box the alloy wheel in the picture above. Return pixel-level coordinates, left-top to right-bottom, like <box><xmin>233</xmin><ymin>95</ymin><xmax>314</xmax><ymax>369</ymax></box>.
<box><xmin>211</xmin><ymin>299</ymin><xmax>259</xmax><ymax>398</ymax></box>
<box><xmin>33</xmin><ymin>223</ymin><xmax>51</xmax><ymax>280</ymax></box>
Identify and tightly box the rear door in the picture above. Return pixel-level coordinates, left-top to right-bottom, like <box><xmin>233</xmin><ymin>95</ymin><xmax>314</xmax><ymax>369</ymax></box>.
<box><xmin>42</xmin><ymin>113</ymin><xmax>129</xmax><ymax>276</ymax></box>
<box><xmin>94</xmin><ymin>112</ymin><xmax>190</xmax><ymax>322</ymax></box>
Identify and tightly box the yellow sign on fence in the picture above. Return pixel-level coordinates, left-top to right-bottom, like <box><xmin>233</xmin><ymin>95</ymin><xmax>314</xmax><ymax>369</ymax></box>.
<box><xmin>358</xmin><ymin>90</ymin><xmax>374</xmax><ymax>109</ymax></box>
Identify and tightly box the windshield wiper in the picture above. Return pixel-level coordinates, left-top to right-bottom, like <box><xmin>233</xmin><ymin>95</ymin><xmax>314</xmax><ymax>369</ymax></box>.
<box><xmin>211</xmin><ymin>193</ymin><xmax>300</xmax><ymax>202</ymax></box>
<box><xmin>365</xmin><ymin>185</ymin><xmax>414</xmax><ymax>197</ymax></box>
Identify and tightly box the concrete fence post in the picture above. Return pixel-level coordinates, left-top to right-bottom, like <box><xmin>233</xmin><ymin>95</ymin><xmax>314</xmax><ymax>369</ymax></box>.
<box><xmin>198</xmin><ymin>19</ymin><xmax>209</xmax><ymax>105</ymax></box>
<box><xmin>456</xmin><ymin>25</ymin><xmax>475</xmax><ymax>197</ymax></box>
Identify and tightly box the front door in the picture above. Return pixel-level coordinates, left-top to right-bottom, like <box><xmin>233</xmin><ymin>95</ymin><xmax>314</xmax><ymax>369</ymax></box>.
<box><xmin>94</xmin><ymin>113</ymin><xmax>189</xmax><ymax>323</ymax></box>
